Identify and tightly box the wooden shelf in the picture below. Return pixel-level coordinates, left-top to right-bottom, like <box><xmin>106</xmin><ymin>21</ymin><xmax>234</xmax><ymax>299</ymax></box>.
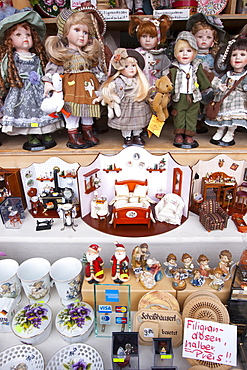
<box><xmin>146</xmin><ymin>168</ymin><xmax>166</xmax><ymax>173</ymax></box>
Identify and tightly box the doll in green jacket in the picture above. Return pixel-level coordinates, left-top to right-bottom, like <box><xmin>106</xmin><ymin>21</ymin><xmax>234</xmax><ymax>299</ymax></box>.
<box><xmin>169</xmin><ymin>31</ymin><xmax>211</xmax><ymax>149</ymax></box>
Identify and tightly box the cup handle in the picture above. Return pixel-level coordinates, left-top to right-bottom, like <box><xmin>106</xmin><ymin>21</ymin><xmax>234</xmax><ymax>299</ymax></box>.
<box><xmin>50</xmin><ymin>279</ymin><xmax>55</xmax><ymax>287</ymax></box>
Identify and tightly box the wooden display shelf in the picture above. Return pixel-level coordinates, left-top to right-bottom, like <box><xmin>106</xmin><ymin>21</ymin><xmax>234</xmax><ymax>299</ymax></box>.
<box><xmin>147</xmin><ymin>168</ymin><xmax>166</xmax><ymax>173</ymax></box>
<box><xmin>36</xmin><ymin>177</ymin><xmax>54</xmax><ymax>182</ymax></box>
<box><xmin>103</xmin><ymin>168</ymin><xmax>122</xmax><ymax>173</ymax></box>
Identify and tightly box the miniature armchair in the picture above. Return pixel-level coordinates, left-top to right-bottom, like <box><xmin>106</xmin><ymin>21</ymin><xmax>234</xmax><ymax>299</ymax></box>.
<box><xmin>199</xmin><ymin>200</ymin><xmax>229</xmax><ymax>232</ymax></box>
<box><xmin>154</xmin><ymin>193</ymin><xmax>185</xmax><ymax>225</ymax></box>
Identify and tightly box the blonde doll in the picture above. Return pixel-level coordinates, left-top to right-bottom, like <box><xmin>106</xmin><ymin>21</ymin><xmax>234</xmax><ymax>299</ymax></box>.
<box><xmin>0</xmin><ymin>9</ymin><xmax>62</xmax><ymax>151</ymax></box>
<box><xmin>205</xmin><ymin>37</ymin><xmax>247</xmax><ymax>146</ymax></box>
<box><xmin>43</xmin><ymin>7</ymin><xmax>106</xmax><ymax>149</ymax></box>
<box><xmin>129</xmin><ymin>15</ymin><xmax>172</xmax><ymax>86</ymax></box>
<box><xmin>101</xmin><ymin>48</ymin><xmax>151</xmax><ymax>147</ymax></box>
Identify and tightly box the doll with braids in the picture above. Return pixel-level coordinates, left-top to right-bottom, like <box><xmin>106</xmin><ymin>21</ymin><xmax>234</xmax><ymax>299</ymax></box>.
<box><xmin>0</xmin><ymin>9</ymin><xmax>62</xmax><ymax>151</ymax></box>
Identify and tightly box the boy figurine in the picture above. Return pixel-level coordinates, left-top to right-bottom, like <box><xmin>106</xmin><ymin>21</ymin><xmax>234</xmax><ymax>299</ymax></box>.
<box><xmin>169</xmin><ymin>31</ymin><xmax>211</xmax><ymax>149</ymax></box>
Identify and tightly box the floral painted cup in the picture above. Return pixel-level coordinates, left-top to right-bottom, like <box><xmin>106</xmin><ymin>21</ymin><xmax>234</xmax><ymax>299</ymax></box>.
<box><xmin>50</xmin><ymin>257</ymin><xmax>83</xmax><ymax>305</ymax></box>
<box><xmin>0</xmin><ymin>259</ymin><xmax>22</xmax><ymax>302</ymax></box>
<box><xmin>17</xmin><ymin>258</ymin><xmax>51</xmax><ymax>303</ymax></box>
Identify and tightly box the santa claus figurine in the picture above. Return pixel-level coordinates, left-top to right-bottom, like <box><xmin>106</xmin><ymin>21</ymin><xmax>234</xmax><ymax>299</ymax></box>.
<box><xmin>83</xmin><ymin>244</ymin><xmax>105</xmax><ymax>284</ymax></box>
<box><xmin>110</xmin><ymin>243</ymin><xmax>130</xmax><ymax>284</ymax></box>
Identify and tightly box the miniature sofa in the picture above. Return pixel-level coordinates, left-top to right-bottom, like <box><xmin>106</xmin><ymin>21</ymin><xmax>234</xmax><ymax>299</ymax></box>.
<box><xmin>199</xmin><ymin>199</ymin><xmax>229</xmax><ymax>232</ymax></box>
<box><xmin>154</xmin><ymin>193</ymin><xmax>185</xmax><ymax>225</ymax></box>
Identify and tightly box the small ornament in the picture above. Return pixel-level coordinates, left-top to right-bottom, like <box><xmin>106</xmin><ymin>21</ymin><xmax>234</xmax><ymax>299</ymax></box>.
<box><xmin>82</xmin><ymin>244</ymin><xmax>105</xmax><ymax>284</ymax></box>
<box><xmin>218</xmin><ymin>249</ymin><xmax>233</xmax><ymax>280</ymax></box>
<box><xmin>197</xmin><ymin>254</ymin><xmax>211</xmax><ymax>277</ymax></box>
<box><xmin>110</xmin><ymin>243</ymin><xmax>130</xmax><ymax>284</ymax></box>
<box><xmin>190</xmin><ymin>268</ymin><xmax>205</xmax><ymax>287</ymax></box>
<box><xmin>209</xmin><ymin>267</ymin><xmax>225</xmax><ymax>291</ymax></box>
<box><xmin>164</xmin><ymin>253</ymin><xmax>177</xmax><ymax>277</ymax></box>
<box><xmin>131</xmin><ymin>243</ymin><xmax>150</xmax><ymax>282</ymax></box>
<box><xmin>181</xmin><ymin>253</ymin><xmax>194</xmax><ymax>276</ymax></box>
<box><xmin>172</xmin><ymin>270</ymin><xmax>186</xmax><ymax>291</ymax></box>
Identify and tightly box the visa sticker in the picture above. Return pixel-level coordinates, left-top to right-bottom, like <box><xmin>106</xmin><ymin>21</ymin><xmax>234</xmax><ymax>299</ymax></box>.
<box><xmin>98</xmin><ymin>305</ymin><xmax>112</xmax><ymax>313</ymax></box>
<box><xmin>116</xmin><ymin>317</ymin><xmax>127</xmax><ymax>324</ymax></box>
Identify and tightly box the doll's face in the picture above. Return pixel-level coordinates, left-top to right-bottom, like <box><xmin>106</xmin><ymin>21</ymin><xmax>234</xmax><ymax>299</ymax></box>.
<box><xmin>121</xmin><ymin>60</ymin><xmax>137</xmax><ymax>78</ymax></box>
<box><xmin>10</xmin><ymin>25</ymin><xmax>33</xmax><ymax>53</ymax></box>
<box><xmin>139</xmin><ymin>34</ymin><xmax>158</xmax><ymax>51</ymax></box>
<box><xmin>176</xmin><ymin>46</ymin><xmax>196</xmax><ymax>65</ymax></box>
<box><xmin>230</xmin><ymin>49</ymin><xmax>247</xmax><ymax>73</ymax></box>
<box><xmin>67</xmin><ymin>24</ymin><xmax>89</xmax><ymax>50</ymax></box>
<box><xmin>194</xmin><ymin>28</ymin><xmax>214</xmax><ymax>50</ymax></box>
<box><xmin>220</xmin><ymin>254</ymin><xmax>229</xmax><ymax>263</ymax></box>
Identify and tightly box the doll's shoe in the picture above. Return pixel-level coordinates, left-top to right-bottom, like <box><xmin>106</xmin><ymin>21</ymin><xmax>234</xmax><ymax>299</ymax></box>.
<box><xmin>134</xmin><ymin>8</ymin><xmax>145</xmax><ymax>14</ymax></box>
<box><xmin>174</xmin><ymin>134</ymin><xmax>183</xmax><ymax>144</ymax></box>
<box><xmin>211</xmin><ymin>127</ymin><xmax>225</xmax><ymax>141</ymax></box>
<box><xmin>184</xmin><ymin>135</ymin><xmax>194</xmax><ymax>144</ymax></box>
<box><xmin>123</xmin><ymin>136</ymin><xmax>133</xmax><ymax>148</ymax></box>
<box><xmin>221</xmin><ymin>131</ymin><xmax>235</xmax><ymax>146</ymax></box>
<box><xmin>133</xmin><ymin>135</ymin><xmax>145</xmax><ymax>147</ymax></box>
<box><xmin>67</xmin><ymin>129</ymin><xmax>93</xmax><ymax>149</ymax></box>
<box><xmin>40</xmin><ymin>134</ymin><xmax>57</xmax><ymax>149</ymax></box>
<box><xmin>82</xmin><ymin>125</ymin><xmax>100</xmax><ymax>145</ymax></box>
<box><xmin>23</xmin><ymin>135</ymin><xmax>46</xmax><ymax>151</ymax></box>
<box><xmin>183</xmin><ymin>136</ymin><xmax>199</xmax><ymax>149</ymax></box>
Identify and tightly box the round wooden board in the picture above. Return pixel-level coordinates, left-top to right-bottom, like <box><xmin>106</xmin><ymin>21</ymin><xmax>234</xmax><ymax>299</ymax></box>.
<box><xmin>138</xmin><ymin>290</ymin><xmax>180</xmax><ymax>312</ymax></box>
<box><xmin>183</xmin><ymin>290</ymin><xmax>221</xmax><ymax>309</ymax></box>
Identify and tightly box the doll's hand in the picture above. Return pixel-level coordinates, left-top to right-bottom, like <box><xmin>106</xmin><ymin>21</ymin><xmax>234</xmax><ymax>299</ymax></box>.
<box><xmin>219</xmin><ymin>83</ymin><xmax>227</xmax><ymax>92</ymax></box>
<box><xmin>43</xmin><ymin>82</ymin><xmax>54</xmax><ymax>97</ymax></box>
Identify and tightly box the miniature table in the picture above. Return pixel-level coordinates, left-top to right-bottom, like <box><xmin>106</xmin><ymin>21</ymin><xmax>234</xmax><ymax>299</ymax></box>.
<box><xmin>201</xmin><ymin>173</ymin><xmax>236</xmax><ymax>208</ymax></box>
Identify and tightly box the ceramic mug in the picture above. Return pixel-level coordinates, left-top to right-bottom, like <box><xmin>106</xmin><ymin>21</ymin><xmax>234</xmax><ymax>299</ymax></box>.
<box><xmin>0</xmin><ymin>259</ymin><xmax>22</xmax><ymax>302</ymax></box>
<box><xmin>50</xmin><ymin>257</ymin><xmax>83</xmax><ymax>305</ymax></box>
<box><xmin>17</xmin><ymin>257</ymin><xmax>51</xmax><ymax>303</ymax></box>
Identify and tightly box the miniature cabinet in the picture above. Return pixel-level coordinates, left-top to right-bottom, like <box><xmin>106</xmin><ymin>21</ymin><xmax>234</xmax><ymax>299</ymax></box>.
<box><xmin>201</xmin><ymin>172</ymin><xmax>237</xmax><ymax>208</ymax></box>
<box><xmin>0</xmin><ymin>168</ymin><xmax>26</xmax><ymax>208</ymax></box>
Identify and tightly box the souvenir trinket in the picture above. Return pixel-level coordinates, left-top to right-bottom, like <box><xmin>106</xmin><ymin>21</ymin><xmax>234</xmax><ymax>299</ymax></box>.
<box><xmin>110</xmin><ymin>243</ymin><xmax>130</xmax><ymax>284</ymax></box>
<box><xmin>218</xmin><ymin>249</ymin><xmax>233</xmax><ymax>280</ymax></box>
<box><xmin>164</xmin><ymin>253</ymin><xmax>177</xmax><ymax>277</ymax></box>
<box><xmin>131</xmin><ymin>243</ymin><xmax>150</xmax><ymax>282</ymax></box>
<box><xmin>190</xmin><ymin>268</ymin><xmax>205</xmax><ymax>287</ymax></box>
<box><xmin>82</xmin><ymin>244</ymin><xmax>105</xmax><ymax>284</ymax></box>
<box><xmin>197</xmin><ymin>254</ymin><xmax>211</xmax><ymax>277</ymax></box>
<box><xmin>172</xmin><ymin>271</ymin><xmax>186</xmax><ymax>291</ymax></box>
<box><xmin>209</xmin><ymin>267</ymin><xmax>225</xmax><ymax>291</ymax></box>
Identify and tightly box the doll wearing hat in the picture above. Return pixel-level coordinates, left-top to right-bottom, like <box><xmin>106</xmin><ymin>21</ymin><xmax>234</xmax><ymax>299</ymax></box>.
<box><xmin>110</xmin><ymin>243</ymin><xmax>130</xmax><ymax>284</ymax></box>
<box><xmin>83</xmin><ymin>244</ymin><xmax>105</xmax><ymax>284</ymax></box>
<box><xmin>100</xmin><ymin>48</ymin><xmax>151</xmax><ymax>148</ymax></box>
<box><xmin>169</xmin><ymin>31</ymin><xmax>211</xmax><ymax>148</ymax></box>
<box><xmin>0</xmin><ymin>9</ymin><xmax>63</xmax><ymax>151</ymax></box>
<box><xmin>43</xmin><ymin>7</ymin><xmax>107</xmax><ymax>149</ymax></box>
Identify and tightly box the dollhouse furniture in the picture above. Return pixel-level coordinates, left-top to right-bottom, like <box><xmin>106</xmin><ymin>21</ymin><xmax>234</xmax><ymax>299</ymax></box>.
<box><xmin>201</xmin><ymin>172</ymin><xmax>237</xmax><ymax>208</ymax></box>
<box><xmin>199</xmin><ymin>200</ymin><xmax>229</xmax><ymax>232</ymax></box>
<box><xmin>154</xmin><ymin>193</ymin><xmax>184</xmax><ymax>225</ymax></box>
<box><xmin>109</xmin><ymin>179</ymin><xmax>154</xmax><ymax>228</ymax></box>
<box><xmin>0</xmin><ymin>168</ymin><xmax>26</xmax><ymax>208</ymax></box>
<box><xmin>233</xmin><ymin>182</ymin><xmax>247</xmax><ymax>212</ymax></box>
<box><xmin>91</xmin><ymin>197</ymin><xmax>108</xmax><ymax>219</ymax></box>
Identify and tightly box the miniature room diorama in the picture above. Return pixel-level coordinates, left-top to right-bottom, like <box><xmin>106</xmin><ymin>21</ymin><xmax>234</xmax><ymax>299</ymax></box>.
<box><xmin>77</xmin><ymin>146</ymin><xmax>192</xmax><ymax>236</ymax></box>
<box><xmin>20</xmin><ymin>157</ymin><xmax>80</xmax><ymax>218</ymax></box>
<box><xmin>0</xmin><ymin>168</ymin><xmax>26</xmax><ymax>208</ymax></box>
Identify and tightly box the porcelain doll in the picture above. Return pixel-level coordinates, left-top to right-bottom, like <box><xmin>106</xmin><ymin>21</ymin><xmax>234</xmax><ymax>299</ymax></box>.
<box><xmin>209</xmin><ymin>267</ymin><xmax>225</xmax><ymax>291</ymax></box>
<box><xmin>181</xmin><ymin>253</ymin><xmax>194</xmax><ymax>276</ymax></box>
<box><xmin>131</xmin><ymin>243</ymin><xmax>150</xmax><ymax>282</ymax></box>
<box><xmin>128</xmin><ymin>15</ymin><xmax>172</xmax><ymax>86</ymax></box>
<box><xmin>218</xmin><ymin>249</ymin><xmax>233</xmax><ymax>280</ymax></box>
<box><xmin>0</xmin><ymin>0</ymin><xmax>18</xmax><ymax>20</ymax></box>
<box><xmin>0</xmin><ymin>9</ymin><xmax>63</xmax><ymax>151</ymax></box>
<box><xmin>100</xmin><ymin>48</ymin><xmax>151</xmax><ymax>147</ymax></box>
<box><xmin>205</xmin><ymin>37</ymin><xmax>247</xmax><ymax>146</ymax></box>
<box><xmin>197</xmin><ymin>253</ymin><xmax>211</xmax><ymax>277</ymax></box>
<box><xmin>169</xmin><ymin>31</ymin><xmax>211</xmax><ymax>149</ymax></box>
<box><xmin>82</xmin><ymin>244</ymin><xmax>105</xmax><ymax>284</ymax></box>
<box><xmin>163</xmin><ymin>253</ymin><xmax>177</xmax><ymax>277</ymax></box>
<box><xmin>43</xmin><ymin>7</ymin><xmax>107</xmax><ymax>149</ymax></box>
<box><xmin>190</xmin><ymin>268</ymin><xmax>205</xmax><ymax>287</ymax></box>
<box><xmin>110</xmin><ymin>243</ymin><xmax>130</xmax><ymax>284</ymax></box>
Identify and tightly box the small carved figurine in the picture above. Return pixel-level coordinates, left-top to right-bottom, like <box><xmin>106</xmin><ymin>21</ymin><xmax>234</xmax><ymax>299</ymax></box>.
<box><xmin>218</xmin><ymin>249</ymin><xmax>233</xmax><ymax>280</ymax></box>
<box><xmin>209</xmin><ymin>267</ymin><xmax>225</xmax><ymax>291</ymax></box>
<box><xmin>172</xmin><ymin>270</ymin><xmax>186</xmax><ymax>291</ymax></box>
<box><xmin>131</xmin><ymin>243</ymin><xmax>150</xmax><ymax>282</ymax></box>
<box><xmin>190</xmin><ymin>268</ymin><xmax>205</xmax><ymax>287</ymax></box>
<box><xmin>110</xmin><ymin>243</ymin><xmax>130</xmax><ymax>284</ymax></box>
<box><xmin>82</xmin><ymin>244</ymin><xmax>105</xmax><ymax>284</ymax></box>
<box><xmin>181</xmin><ymin>253</ymin><xmax>194</xmax><ymax>276</ymax></box>
<box><xmin>197</xmin><ymin>254</ymin><xmax>211</xmax><ymax>277</ymax></box>
<box><xmin>140</xmin><ymin>257</ymin><xmax>163</xmax><ymax>289</ymax></box>
<box><xmin>164</xmin><ymin>253</ymin><xmax>177</xmax><ymax>277</ymax></box>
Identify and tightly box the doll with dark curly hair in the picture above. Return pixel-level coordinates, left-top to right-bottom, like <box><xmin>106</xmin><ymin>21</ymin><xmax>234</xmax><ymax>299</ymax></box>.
<box><xmin>0</xmin><ymin>10</ymin><xmax>63</xmax><ymax>151</ymax></box>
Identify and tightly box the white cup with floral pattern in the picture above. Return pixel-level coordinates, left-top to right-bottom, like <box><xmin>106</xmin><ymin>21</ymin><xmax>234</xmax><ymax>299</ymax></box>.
<box><xmin>0</xmin><ymin>259</ymin><xmax>22</xmax><ymax>303</ymax></box>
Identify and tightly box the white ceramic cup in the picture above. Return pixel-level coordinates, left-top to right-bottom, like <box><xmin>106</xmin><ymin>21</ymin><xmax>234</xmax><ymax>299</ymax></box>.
<box><xmin>17</xmin><ymin>257</ymin><xmax>51</xmax><ymax>303</ymax></box>
<box><xmin>50</xmin><ymin>257</ymin><xmax>83</xmax><ymax>305</ymax></box>
<box><xmin>0</xmin><ymin>259</ymin><xmax>22</xmax><ymax>302</ymax></box>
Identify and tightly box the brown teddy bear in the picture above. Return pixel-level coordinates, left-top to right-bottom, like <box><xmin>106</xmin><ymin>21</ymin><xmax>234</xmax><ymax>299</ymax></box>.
<box><xmin>152</xmin><ymin>75</ymin><xmax>173</xmax><ymax>122</ymax></box>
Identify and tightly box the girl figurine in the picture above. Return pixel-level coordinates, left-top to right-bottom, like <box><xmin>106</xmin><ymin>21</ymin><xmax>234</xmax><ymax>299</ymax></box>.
<box><xmin>209</xmin><ymin>267</ymin><xmax>225</xmax><ymax>291</ymax></box>
<box><xmin>163</xmin><ymin>253</ymin><xmax>177</xmax><ymax>277</ymax></box>
<box><xmin>128</xmin><ymin>15</ymin><xmax>172</xmax><ymax>86</ymax></box>
<box><xmin>101</xmin><ymin>48</ymin><xmax>151</xmax><ymax>147</ymax></box>
<box><xmin>197</xmin><ymin>253</ymin><xmax>211</xmax><ymax>277</ymax></box>
<box><xmin>43</xmin><ymin>7</ymin><xmax>106</xmax><ymax>149</ymax></box>
<box><xmin>205</xmin><ymin>37</ymin><xmax>247</xmax><ymax>146</ymax></box>
<box><xmin>169</xmin><ymin>31</ymin><xmax>211</xmax><ymax>149</ymax></box>
<box><xmin>190</xmin><ymin>268</ymin><xmax>205</xmax><ymax>287</ymax></box>
<box><xmin>0</xmin><ymin>9</ymin><xmax>62</xmax><ymax>151</ymax></box>
<box><xmin>181</xmin><ymin>253</ymin><xmax>194</xmax><ymax>276</ymax></box>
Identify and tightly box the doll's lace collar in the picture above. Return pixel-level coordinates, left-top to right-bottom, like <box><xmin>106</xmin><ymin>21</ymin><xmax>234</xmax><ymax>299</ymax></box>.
<box><xmin>136</xmin><ymin>47</ymin><xmax>165</xmax><ymax>55</ymax></box>
<box><xmin>119</xmin><ymin>74</ymin><xmax>137</xmax><ymax>86</ymax></box>
<box><xmin>16</xmin><ymin>52</ymin><xmax>35</xmax><ymax>61</ymax></box>
<box><xmin>227</xmin><ymin>69</ymin><xmax>247</xmax><ymax>80</ymax></box>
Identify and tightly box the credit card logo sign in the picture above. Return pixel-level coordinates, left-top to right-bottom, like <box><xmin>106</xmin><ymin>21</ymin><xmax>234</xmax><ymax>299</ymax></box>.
<box><xmin>100</xmin><ymin>315</ymin><xmax>111</xmax><ymax>325</ymax></box>
<box><xmin>98</xmin><ymin>305</ymin><xmax>112</xmax><ymax>313</ymax></box>
<box><xmin>116</xmin><ymin>317</ymin><xmax>127</xmax><ymax>324</ymax></box>
<box><xmin>115</xmin><ymin>306</ymin><xmax>127</xmax><ymax>313</ymax></box>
